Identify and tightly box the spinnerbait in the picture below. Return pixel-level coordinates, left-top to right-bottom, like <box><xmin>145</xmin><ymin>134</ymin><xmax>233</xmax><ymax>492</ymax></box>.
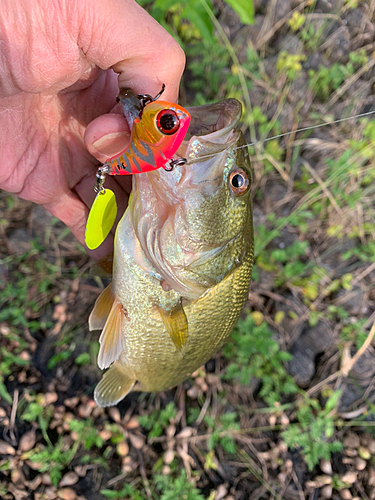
<box><xmin>86</xmin><ymin>86</ymin><xmax>190</xmax><ymax>250</ymax></box>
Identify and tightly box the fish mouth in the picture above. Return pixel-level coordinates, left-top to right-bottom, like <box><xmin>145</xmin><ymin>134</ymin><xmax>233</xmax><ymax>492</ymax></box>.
<box><xmin>185</xmin><ymin>98</ymin><xmax>242</xmax><ymax>139</ymax></box>
<box><xmin>177</xmin><ymin>98</ymin><xmax>242</xmax><ymax>160</ymax></box>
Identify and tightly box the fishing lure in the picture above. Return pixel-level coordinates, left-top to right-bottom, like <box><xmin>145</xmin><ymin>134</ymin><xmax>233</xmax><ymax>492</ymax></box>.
<box><xmin>85</xmin><ymin>86</ymin><xmax>191</xmax><ymax>250</ymax></box>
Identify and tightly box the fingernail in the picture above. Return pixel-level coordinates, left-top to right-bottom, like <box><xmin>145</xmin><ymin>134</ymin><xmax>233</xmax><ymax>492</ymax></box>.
<box><xmin>92</xmin><ymin>131</ymin><xmax>131</xmax><ymax>158</ymax></box>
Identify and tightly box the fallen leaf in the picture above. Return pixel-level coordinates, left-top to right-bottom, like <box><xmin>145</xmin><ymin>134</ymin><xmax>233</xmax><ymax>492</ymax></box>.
<box><xmin>7</xmin><ymin>485</ymin><xmax>29</xmax><ymax>500</ymax></box>
<box><xmin>176</xmin><ymin>427</ymin><xmax>194</xmax><ymax>439</ymax></box>
<box><xmin>74</xmin><ymin>465</ymin><xmax>88</xmax><ymax>477</ymax></box>
<box><xmin>164</xmin><ymin>449</ymin><xmax>174</xmax><ymax>464</ymax></box>
<box><xmin>24</xmin><ymin>475</ymin><xmax>42</xmax><ymax>491</ymax></box>
<box><xmin>116</xmin><ymin>442</ymin><xmax>129</xmax><ymax>457</ymax></box>
<box><xmin>45</xmin><ymin>392</ymin><xmax>58</xmax><ymax>405</ymax></box>
<box><xmin>19</xmin><ymin>429</ymin><xmax>36</xmax><ymax>452</ymax></box>
<box><xmin>125</xmin><ymin>417</ymin><xmax>139</xmax><ymax>430</ymax></box>
<box><xmin>59</xmin><ymin>472</ymin><xmax>79</xmax><ymax>487</ymax></box>
<box><xmin>128</xmin><ymin>432</ymin><xmax>144</xmax><ymax>450</ymax></box>
<box><xmin>108</xmin><ymin>407</ymin><xmax>121</xmax><ymax>423</ymax></box>
<box><xmin>57</xmin><ymin>487</ymin><xmax>77</xmax><ymax>500</ymax></box>
<box><xmin>11</xmin><ymin>467</ymin><xmax>24</xmax><ymax>485</ymax></box>
<box><xmin>0</xmin><ymin>441</ymin><xmax>16</xmax><ymax>455</ymax></box>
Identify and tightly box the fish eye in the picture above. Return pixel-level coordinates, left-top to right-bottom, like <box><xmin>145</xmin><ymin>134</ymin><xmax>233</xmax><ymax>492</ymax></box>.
<box><xmin>229</xmin><ymin>169</ymin><xmax>250</xmax><ymax>195</ymax></box>
<box><xmin>156</xmin><ymin>109</ymin><xmax>180</xmax><ymax>135</ymax></box>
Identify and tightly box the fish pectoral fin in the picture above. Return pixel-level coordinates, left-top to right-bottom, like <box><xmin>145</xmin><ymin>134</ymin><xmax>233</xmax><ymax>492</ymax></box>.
<box><xmin>89</xmin><ymin>284</ymin><xmax>114</xmax><ymax>331</ymax></box>
<box><xmin>157</xmin><ymin>300</ymin><xmax>188</xmax><ymax>355</ymax></box>
<box><xmin>97</xmin><ymin>299</ymin><xmax>126</xmax><ymax>370</ymax></box>
<box><xmin>94</xmin><ymin>362</ymin><xmax>135</xmax><ymax>407</ymax></box>
<box><xmin>90</xmin><ymin>252</ymin><xmax>114</xmax><ymax>277</ymax></box>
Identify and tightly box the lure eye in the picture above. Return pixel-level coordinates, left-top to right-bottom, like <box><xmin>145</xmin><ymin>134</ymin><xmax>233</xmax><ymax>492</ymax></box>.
<box><xmin>156</xmin><ymin>109</ymin><xmax>180</xmax><ymax>135</ymax></box>
<box><xmin>229</xmin><ymin>169</ymin><xmax>250</xmax><ymax>196</ymax></box>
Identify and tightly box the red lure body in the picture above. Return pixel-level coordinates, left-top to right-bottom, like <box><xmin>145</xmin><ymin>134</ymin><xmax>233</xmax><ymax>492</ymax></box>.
<box><xmin>105</xmin><ymin>100</ymin><xmax>191</xmax><ymax>176</ymax></box>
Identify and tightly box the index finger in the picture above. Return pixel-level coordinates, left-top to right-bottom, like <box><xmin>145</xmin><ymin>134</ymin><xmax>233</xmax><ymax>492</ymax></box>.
<box><xmin>73</xmin><ymin>0</ymin><xmax>185</xmax><ymax>102</ymax></box>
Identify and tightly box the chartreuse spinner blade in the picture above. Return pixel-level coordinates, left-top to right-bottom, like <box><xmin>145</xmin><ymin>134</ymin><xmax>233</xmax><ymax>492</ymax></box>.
<box><xmin>85</xmin><ymin>165</ymin><xmax>117</xmax><ymax>250</ymax></box>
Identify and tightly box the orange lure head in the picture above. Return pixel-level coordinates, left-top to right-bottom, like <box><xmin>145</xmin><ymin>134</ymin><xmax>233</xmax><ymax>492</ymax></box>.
<box><xmin>131</xmin><ymin>101</ymin><xmax>191</xmax><ymax>168</ymax></box>
<box><xmin>106</xmin><ymin>91</ymin><xmax>191</xmax><ymax>175</ymax></box>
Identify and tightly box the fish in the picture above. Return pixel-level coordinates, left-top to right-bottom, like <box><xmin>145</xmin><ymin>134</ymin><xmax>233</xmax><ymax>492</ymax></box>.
<box><xmin>89</xmin><ymin>97</ymin><xmax>254</xmax><ymax>407</ymax></box>
<box><xmin>104</xmin><ymin>88</ymin><xmax>191</xmax><ymax>175</ymax></box>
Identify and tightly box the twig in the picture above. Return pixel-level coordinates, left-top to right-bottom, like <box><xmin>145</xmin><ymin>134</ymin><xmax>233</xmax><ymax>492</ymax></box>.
<box><xmin>327</xmin><ymin>58</ymin><xmax>375</xmax><ymax>108</ymax></box>
<box><xmin>255</xmin><ymin>0</ymin><xmax>312</xmax><ymax>50</ymax></box>
<box><xmin>137</xmin><ymin>449</ymin><xmax>153</xmax><ymax>499</ymax></box>
<box><xmin>341</xmin><ymin>319</ymin><xmax>375</xmax><ymax>377</ymax></box>
<box><xmin>9</xmin><ymin>389</ymin><xmax>18</xmax><ymax>445</ymax></box>
<box><xmin>354</xmin><ymin>261</ymin><xmax>375</xmax><ymax>283</ymax></box>
<box><xmin>292</xmin><ymin>470</ymin><xmax>306</xmax><ymax>500</ymax></box>
<box><xmin>307</xmin><ymin>319</ymin><xmax>375</xmax><ymax>396</ymax></box>
<box><xmin>302</xmin><ymin>159</ymin><xmax>341</xmax><ymax>213</ymax></box>
<box><xmin>195</xmin><ymin>390</ymin><xmax>211</xmax><ymax>426</ymax></box>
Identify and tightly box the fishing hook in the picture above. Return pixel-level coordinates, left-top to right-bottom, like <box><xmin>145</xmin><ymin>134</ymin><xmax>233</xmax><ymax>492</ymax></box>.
<box><xmin>164</xmin><ymin>157</ymin><xmax>187</xmax><ymax>172</ymax></box>
<box><xmin>138</xmin><ymin>83</ymin><xmax>166</xmax><ymax>109</ymax></box>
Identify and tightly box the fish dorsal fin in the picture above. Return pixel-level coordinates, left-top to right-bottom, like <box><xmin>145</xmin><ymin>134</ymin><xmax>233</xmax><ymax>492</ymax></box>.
<box><xmin>89</xmin><ymin>284</ymin><xmax>115</xmax><ymax>331</ymax></box>
<box><xmin>157</xmin><ymin>300</ymin><xmax>188</xmax><ymax>355</ymax></box>
<box><xmin>94</xmin><ymin>362</ymin><xmax>135</xmax><ymax>407</ymax></box>
<box><xmin>97</xmin><ymin>299</ymin><xmax>126</xmax><ymax>369</ymax></box>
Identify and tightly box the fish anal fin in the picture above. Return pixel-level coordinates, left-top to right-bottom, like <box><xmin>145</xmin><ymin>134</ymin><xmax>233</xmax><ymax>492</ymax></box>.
<box><xmin>157</xmin><ymin>300</ymin><xmax>188</xmax><ymax>355</ymax></box>
<box><xmin>97</xmin><ymin>300</ymin><xmax>126</xmax><ymax>369</ymax></box>
<box><xmin>94</xmin><ymin>362</ymin><xmax>135</xmax><ymax>407</ymax></box>
<box><xmin>89</xmin><ymin>284</ymin><xmax>114</xmax><ymax>331</ymax></box>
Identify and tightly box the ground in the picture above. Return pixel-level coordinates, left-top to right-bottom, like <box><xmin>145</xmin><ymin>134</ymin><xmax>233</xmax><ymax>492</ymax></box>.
<box><xmin>1</xmin><ymin>1</ymin><xmax>375</xmax><ymax>499</ymax></box>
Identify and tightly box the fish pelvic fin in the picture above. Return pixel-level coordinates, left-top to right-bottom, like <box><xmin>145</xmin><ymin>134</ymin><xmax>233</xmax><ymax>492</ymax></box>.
<box><xmin>89</xmin><ymin>284</ymin><xmax>114</xmax><ymax>331</ymax></box>
<box><xmin>94</xmin><ymin>362</ymin><xmax>135</xmax><ymax>407</ymax></box>
<box><xmin>157</xmin><ymin>299</ymin><xmax>188</xmax><ymax>355</ymax></box>
<box><xmin>97</xmin><ymin>299</ymin><xmax>126</xmax><ymax>370</ymax></box>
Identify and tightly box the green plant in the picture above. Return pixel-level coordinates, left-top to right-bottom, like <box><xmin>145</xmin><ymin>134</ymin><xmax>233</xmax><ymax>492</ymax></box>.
<box><xmin>0</xmin><ymin>335</ymin><xmax>29</xmax><ymax>403</ymax></box>
<box><xmin>138</xmin><ymin>401</ymin><xmax>177</xmax><ymax>438</ymax></box>
<box><xmin>47</xmin><ymin>348</ymin><xmax>74</xmax><ymax>369</ymax></box>
<box><xmin>139</xmin><ymin>0</ymin><xmax>253</xmax><ymax>46</ymax></box>
<box><xmin>340</xmin><ymin>318</ymin><xmax>368</xmax><ymax>350</ymax></box>
<box><xmin>288</xmin><ymin>11</ymin><xmax>306</xmax><ymax>31</ymax></box>
<box><xmin>282</xmin><ymin>392</ymin><xmax>343</xmax><ymax>471</ymax></box>
<box><xmin>101</xmin><ymin>484</ymin><xmax>146</xmax><ymax>499</ymax></box>
<box><xmin>69</xmin><ymin>418</ymin><xmax>105</xmax><ymax>449</ymax></box>
<box><xmin>22</xmin><ymin>398</ymin><xmax>54</xmax><ymax>445</ymax></box>
<box><xmin>154</xmin><ymin>469</ymin><xmax>205</xmax><ymax>500</ymax></box>
<box><xmin>204</xmin><ymin>412</ymin><xmax>239</xmax><ymax>454</ymax></box>
<box><xmin>24</xmin><ymin>438</ymin><xmax>78</xmax><ymax>487</ymax></box>
<box><xmin>300</xmin><ymin>19</ymin><xmax>326</xmax><ymax>51</ymax></box>
<box><xmin>75</xmin><ymin>352</ymin><xmax>91</xmax><ymax>365</ymax></box>
<box><xmin>223</xmin><ymin>316</ymin><xmax>298</xmax><ymax>405</ymax></box>
<box><xmin>309</xmin><ymin>51</ymin><xmax>368</xmax><ymax>101</ymax></box>
<box><xmin>101</xmin><ymin>470</ymin><xmax>205</xmax><ymax>500</ymax></box>
<box><xmin>21</xmin><ymin>401</ymin><xmax>104</xmax><ymax>487</ymax></box>
<box><xmin>0</xmin><ymin>251</ymin><xmax>59</xmax><ymax>332</ymax></box>
<box><xmin>277</xmin><ymin>52</ymin><xmax>306</xmax><ymax>81</ymax></box>
<box><xmin>187</xmin><ymin>40</ymin><xmax>232</xmax><ymax>104</ymax></box>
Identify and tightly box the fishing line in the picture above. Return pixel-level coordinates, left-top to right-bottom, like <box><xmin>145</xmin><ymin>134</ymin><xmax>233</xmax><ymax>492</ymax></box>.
<box><xmin>186</xmin><ymin>109</ymin><xmax>375</xmax><ymax>164</ymax></box>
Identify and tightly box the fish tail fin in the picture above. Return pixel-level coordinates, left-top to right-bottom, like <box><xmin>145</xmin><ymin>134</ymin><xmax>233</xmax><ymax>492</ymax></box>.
<box><xmin>94</xmin><ymin>362</ymin><xmax>135</xmax><ymax>407</ymax></box>
<box><xmin>89</xmin><ymin>284</ymin><xmax>114</xmax><ymax>331</ymax></box>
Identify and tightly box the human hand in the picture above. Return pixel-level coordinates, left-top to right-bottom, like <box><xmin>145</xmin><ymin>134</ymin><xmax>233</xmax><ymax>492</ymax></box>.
<box><xmin>0</xmin><ymin>0</ymin><xmax>185</xmax><ymax>258</ymax></box>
